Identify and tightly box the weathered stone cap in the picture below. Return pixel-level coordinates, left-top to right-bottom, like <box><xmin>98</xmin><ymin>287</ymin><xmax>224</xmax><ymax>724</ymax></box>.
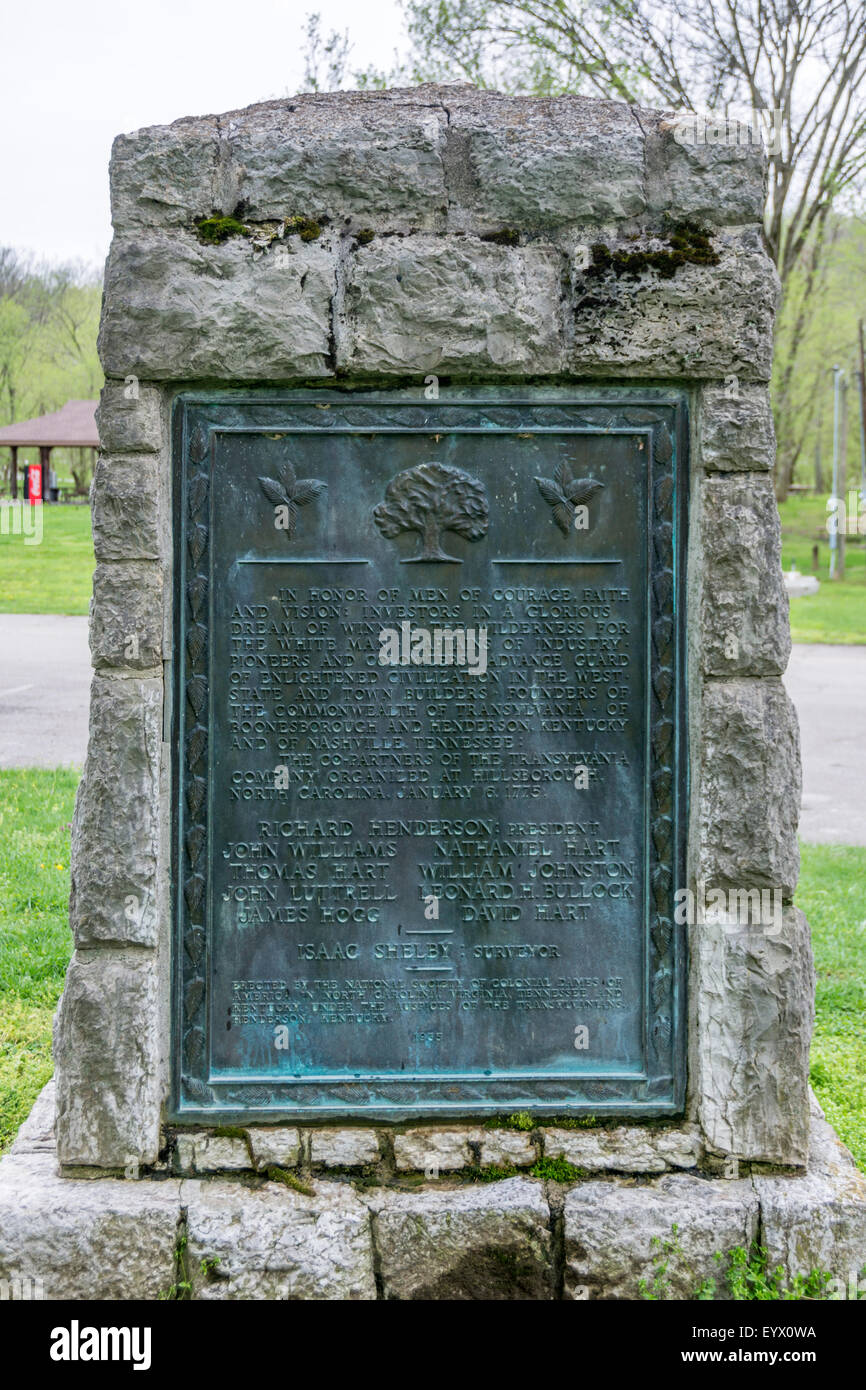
<box><xmin>100</xmin><ymin>84</ymin><xmax>777</xmax><ymax>382</ymax></box>
<box><xmin>109</xmin><ymin>82</ymin><xmax>767</xmax><ymax>236</ymax></box>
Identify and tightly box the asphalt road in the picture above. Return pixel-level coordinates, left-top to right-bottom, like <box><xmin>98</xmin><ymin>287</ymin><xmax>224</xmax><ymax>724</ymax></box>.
<box><xmin>0</xmin><ymin>615</ymin><xmax>90</xmax><ymax>769</ymax></box>
<box><xmin>783</xmin><ymin>643</ymin><xmax>866</xmax><ymax>846</ymax></box>
<box><xmin>0</xmin><ymin>615</ymin><xmax>862</xmax><ymax>844</ymax></box>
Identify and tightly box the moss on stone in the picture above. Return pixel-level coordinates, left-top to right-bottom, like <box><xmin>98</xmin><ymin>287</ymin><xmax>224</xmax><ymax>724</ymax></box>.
<box><xmin>350</xmin><ymin>1164</ymin><xmax>382</xmax><ymax>1191</ymax></box>
<box><xmin>195</xmin><ymin>212</ymin><xmax>323</xmax><ymax>247</ymax></box>
<box><xmin>266</xmin><ymin>1165</ymin><xmax>315</xmax><ymax>1196</ymax></box>
<box><xmin>354</xmin><ymin>228</ymin><xmax>376</xmax><ymax>246</ymax></box>
<box><xmin>545</xmin><ymin>1114</ymin><xmax>601</xmax><ymax>1130</ymax></box>
<box><xmin>485</xmin><ymin>1111</ymin><xmax>601</xmax><ymax>1131</ymax></box>
<box><xmin>285</xmin><ymin>216</ymin><xmax>322</xmax><ymax>242</ymax></box>
<box><xmin>481</xmin><ymin>229</ymin><xmax>521</xmax><ymax>246</ymax></box>
<box><xmin>483</xmin><ymin>1112</ymin><xmax>535</xmax><ymax>1131</ymax></box>
<box><xmin>507</xmin><ymin>1111</ymin><xmax>535</xmax><ymax>1131</ymax></box>
<box><xmin>212</xmin><ymin>1125</ymin><xmax>247</xmax><ymax>1141</ymax></box>
<box><xmin>587</xmin><ymin>219</ymin><xmax>720</xmax><ymax>281</ymax></box>
<box><xmin>465</xmin><ymin>1162</ymin><xmax>520</xmax><ymax>1183</ymax></box>
<box><xmin>194</xmin><ymin>215</ymin><xmax>249</xmax><ymax>245</ymax></box>
<box><xmin>530</xmin><ymin>1156</ymin><xmax>586</xmax><ymax>1182</ymax></box>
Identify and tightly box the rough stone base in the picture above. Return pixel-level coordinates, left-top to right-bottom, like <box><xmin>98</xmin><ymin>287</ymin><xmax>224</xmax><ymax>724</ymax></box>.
<box><xmin>1</xmin><ymin>1086</ymin><xmax>864</xmax><ymax>1300</ymax></box>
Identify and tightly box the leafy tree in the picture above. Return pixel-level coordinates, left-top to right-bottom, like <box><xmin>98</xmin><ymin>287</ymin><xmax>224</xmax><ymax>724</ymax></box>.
<box><xmin>301</xmin><ymin>12</ymin><xmax>353</xmax><ymax>93</ymax></box>
<box><xmin>304</xmin><ymin>2</ymin><xmax>866</xmax><ymax>498</ymax></box>
<box><xmin>373</xmin><ymin>461</ymin><xmax>489</xmax><ymax>561</ymax></box>
<box><xmin>0</xmin><ymin>248</ymin><xmax>102</xmax><ymax>496</ymax></box>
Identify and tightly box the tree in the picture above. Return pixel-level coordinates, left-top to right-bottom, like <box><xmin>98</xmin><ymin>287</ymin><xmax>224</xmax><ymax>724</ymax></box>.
<box><xmin>776</xmin><ymin>212</ymin><xmax>866</xmax><ymax>500</ymax></box>
<box><xmin>0</xmin><ymin>248</ymin><xmax>102</xmax><ymax>497</ymax></box>
<box><xmin>373</xmin><ymin>461</ymin><xmax>489</xmax><ymax>561</ymax></box>
<box><xmin>324</xmin><ymin>0</ymin><xmax>866</xmax><ymax>498</ymax></box>
<box><xmin>301</xmin><ymin>12</ymin><xmax>352</xmax><ymax>93</ymax></box>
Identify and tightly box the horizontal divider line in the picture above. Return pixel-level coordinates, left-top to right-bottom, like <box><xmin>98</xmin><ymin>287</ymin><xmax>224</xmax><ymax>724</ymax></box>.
<box><xmin>495</xmin><ymin>557</ymin><xmax>622</xmax><ymax>565</ymax></box>
<box><xmin>237</xmin><ymin>557</ymin><xmax>371</xmax><ymax>564</ymax></box>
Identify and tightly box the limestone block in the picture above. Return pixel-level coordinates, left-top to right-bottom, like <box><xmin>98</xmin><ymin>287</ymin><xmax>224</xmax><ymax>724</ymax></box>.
<box><xmin>99</xmin><ymin>232</ymin><xmax>335</xmax><ymax>380</ymax></box>
<box><xmin>700</xmin><ymin>474</ymin><xmax>791</xmax><ymax>677</ymax></box>
<box><xmin>183</xmin><ymin>1178</ymin><xmax>376</xmax><ymax>1299</ymax></box>
<box><xmin>693</xmin><ymin>907</ymin><xmax>815</xmax><ymax>1166</ymax></box>
<box><xmin>339</xmin><ymin>236</ymin><xmax>564</xmax><ymax>376</ymax></box>
<box><xmin>478</xmin><ymin>1130</ymin><xmax>537</xmax><ymax>1168</ymax></box>
<box><xmin>564</xmin><ymin>1173</ymin><xmax>759</xmax><ymax>1299</ymax></box>
<box><xmin>644</xmin><ymin>111</ymin><xmax>767</xmax><ymax>226</ymax></box>
<box><xmin>568</xmin><ymin>226</ymin><xmax>779</xmax><ymax>380</ymax></box>
<box><xmin>110</xmin><ymin>117</ymin><xmax>220</xmax><ymax>227</ymax></box>
<box><xmin>214</xmin><ymin>98</ymin><xmax>448</xmax><ymax>230</ymax></box>
<box><xmin>9</xmin><ymin>1080</ymin><xmax>56</xmax><ymax>1155</ymax></box>
<box><xmin>755</xmin><ymin>1097</ymin><xmax>866</xmax><ymax>1289</ymax></box>
<box><xmin>69</xmin><ymin>676</ymin><xmax>162</xmax><ymax>947</ymax></box>
<box><xmin>699</xmin><ymin>677</ymin><xmax>801</xmax><ymax>897</ymax></box>
<box><xmin>309</xmin><ymin>1129</ymin><xmax>380</xmax><ymax>1168</ymax></box>
<box><xmin>369</xmin><ymin>1178</ymin><xmax>553</xmax><ymax>1299</ymax></box>
<box><xmin>91</xmin><ymin>454</ymin><xmax>162</xmax><ymax>562</ymax></box>
<box><xmin>0</xmin><ymin>1153</ymin><xmax>181</xmax><ymax>1300</ymax></box>
<box><xmin>700</xmin><ymin>382</ymin><xmax>775</xmax><ymax>472</ymax></box>
<box><xmin>95</xmin><ymin>381</ymin><xmax>163</xmax><ymax>454</ymax></box>
<box><xmin>174</xmin><ymin>1134</ymin><xmax>251</xmax><ymax>1174</ymax></box>
<box><xmin>543</xmin><ymin>1124</ymin><xmax>702</xmax><ymax>1173</ymax></box>
<box><xmin>442</xmin><ymin>90</ymin><xmax>646</xmax><ymax>230</ymax></box>
<box><xmin>90</xmin><ymin>562</ymin><xmax>164</xmax><ymax>672</ymax></box>
<box><xmin>53</xmin><ymin>949</ymin><xmax>163</xmax><ymax>1168</ymax></box>
<box><xmin>248</xmin><ymin>1127</ymin><xmax>302</xmax><ymax>1170</ymax></box>
<box><xmin>393</xmin><ymin>1127</ymin><xmax>483</xmax><ymax>1172</ymax></box>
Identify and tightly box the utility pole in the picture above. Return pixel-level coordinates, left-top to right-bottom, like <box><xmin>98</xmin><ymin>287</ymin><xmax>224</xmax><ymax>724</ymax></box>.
<box><xmin>858</xmin><ymin>320</ymin><xmax>866</xmax><ymax>496</ymax></box>
<box><xmin>838</xmin><ymin>374</ymin><xmax>848</xmax><ymax>579</ymax></box>
<box><xmin>830</xmin><ymin>365</ymin><xmax>843</xmax><ymax>578</ymax></box>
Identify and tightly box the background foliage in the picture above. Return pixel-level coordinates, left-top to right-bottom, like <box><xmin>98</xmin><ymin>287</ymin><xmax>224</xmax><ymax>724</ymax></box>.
<box><xmin>0</xmin><ymin>248</ymin><xmax>102</xmax><ymax>496</ymax></box>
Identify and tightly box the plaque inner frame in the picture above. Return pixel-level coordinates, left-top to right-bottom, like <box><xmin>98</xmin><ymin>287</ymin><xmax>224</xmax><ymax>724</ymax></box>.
<box><xmin>169</xmin><ymin>388</ymin><xmax>688</xmax><ymax>1123</ymax></box>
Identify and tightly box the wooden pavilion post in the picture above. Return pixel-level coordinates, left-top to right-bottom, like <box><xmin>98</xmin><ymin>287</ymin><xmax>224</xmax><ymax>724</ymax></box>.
<box><xmin>40</xmin><ymin>445</ymin><xmax>52</xmax><ymax>503</ymax></box>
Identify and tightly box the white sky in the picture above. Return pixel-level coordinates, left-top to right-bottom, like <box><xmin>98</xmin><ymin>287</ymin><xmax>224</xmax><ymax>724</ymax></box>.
<box><xmin>0</xmin><ymin>0</ymin><xmax>406</xmax><ymax>267</ymax></box>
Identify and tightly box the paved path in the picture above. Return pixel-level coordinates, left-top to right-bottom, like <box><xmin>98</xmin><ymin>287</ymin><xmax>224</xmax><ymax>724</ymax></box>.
<box><xmin>0</xmin><ymin>615</ymin><xmax>89</xmax><ymax>768</ymax></box>
<box><xmin>0</xmin><ymin>619</ymin><xmax>863</xmax><ymax>843</ymax></box>
<box><xmin>783</xmin><ymin>644</ymin><xmax>866</xmax><ymax>846</ymax></box>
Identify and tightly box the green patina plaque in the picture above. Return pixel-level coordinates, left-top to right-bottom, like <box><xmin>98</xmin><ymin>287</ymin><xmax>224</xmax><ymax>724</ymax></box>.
<box><xmin>170</xmin><ymin>388</ymin><xmax>687</xmax><ymax>1121</ymax></box>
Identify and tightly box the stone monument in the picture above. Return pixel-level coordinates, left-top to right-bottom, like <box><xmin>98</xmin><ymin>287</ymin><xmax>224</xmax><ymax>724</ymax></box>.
<box><xmin>1</xmin><ymin>85</ymin><xmax>864</xmax><ymax>1301</ymax></box>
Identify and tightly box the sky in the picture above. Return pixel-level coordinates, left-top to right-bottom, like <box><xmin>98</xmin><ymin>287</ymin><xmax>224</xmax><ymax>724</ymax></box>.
<box><xmin>0</xmin><ymin>0</ymin><xmax>406</xmax><ymax>267</ymax></box>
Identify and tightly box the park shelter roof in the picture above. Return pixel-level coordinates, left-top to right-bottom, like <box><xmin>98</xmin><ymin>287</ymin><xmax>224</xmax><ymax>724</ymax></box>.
<box><xmin>0</xmin><ymin>400</ymin><xmax>99</xmax><ymax>448</ymax></box>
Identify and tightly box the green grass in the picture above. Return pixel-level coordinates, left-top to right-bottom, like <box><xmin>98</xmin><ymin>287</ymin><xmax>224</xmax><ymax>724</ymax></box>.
<box><xmin>0</xmin><ymin>504</ymin><xmax>93</xmax><ymax>615</ymax></box>
<box><xmin>0</xmin><ymin>770</ymin><xmax>76</xmax><ymax>1151</ymax></box>
<box><xmin>796</xmin><ymin>842</ymin><xmax>866</xmax><ymax>1172</ymax></box>
<box><xmin>779</xmin><ymin>492</ymin><xmax>866</xmax><ymax>644</ymax></box>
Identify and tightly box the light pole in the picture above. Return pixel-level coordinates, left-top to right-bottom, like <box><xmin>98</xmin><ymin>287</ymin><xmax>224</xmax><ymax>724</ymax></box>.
<box><xmin>830</xmin><ymin>364</ymin><xmax>844</xmax><ymax>579</ymax></box>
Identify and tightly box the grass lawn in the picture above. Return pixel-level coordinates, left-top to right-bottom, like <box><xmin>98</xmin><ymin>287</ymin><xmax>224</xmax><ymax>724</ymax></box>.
<box><xmin>797</xmin><ymin>843</ymin><xmax>866</xmax><ymax>1172</ymax></box>
<box><xmin>779</xmin><ymin>492</ymin><xmax>866</xmax><ymax>644</ymax></box>
<box><xmin>0</xmin><ymin>769</ymin><xmax>76</xmax><ymax>1152</ymax></box>
<box><xmin>0</xmin><ymin>504</ymin><xmax>93</xmax><ymax>616</ymax></box>
<box><xmin>0</xmin><ymin>768</ymin><xmax>863</xmax><ymax>1171</ymax></box>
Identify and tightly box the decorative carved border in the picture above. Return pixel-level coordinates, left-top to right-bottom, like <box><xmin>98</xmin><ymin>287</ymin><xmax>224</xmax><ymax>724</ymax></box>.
<box><xmin>170</xmin><ymin>390</ymin><xmax>687</xmax><ymax>1121</ymax></box>
<box><xmin>178</xmin><ymin>421</ymin><xmax>214</xmax><ymax>1106</ymax></box>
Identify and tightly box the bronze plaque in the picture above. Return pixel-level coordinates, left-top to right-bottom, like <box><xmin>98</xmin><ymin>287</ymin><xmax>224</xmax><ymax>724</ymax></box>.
<box><xmin>171</xmin><ymin>389</ymin><xmax>687</xmax><ymax>1121</ymax></box>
